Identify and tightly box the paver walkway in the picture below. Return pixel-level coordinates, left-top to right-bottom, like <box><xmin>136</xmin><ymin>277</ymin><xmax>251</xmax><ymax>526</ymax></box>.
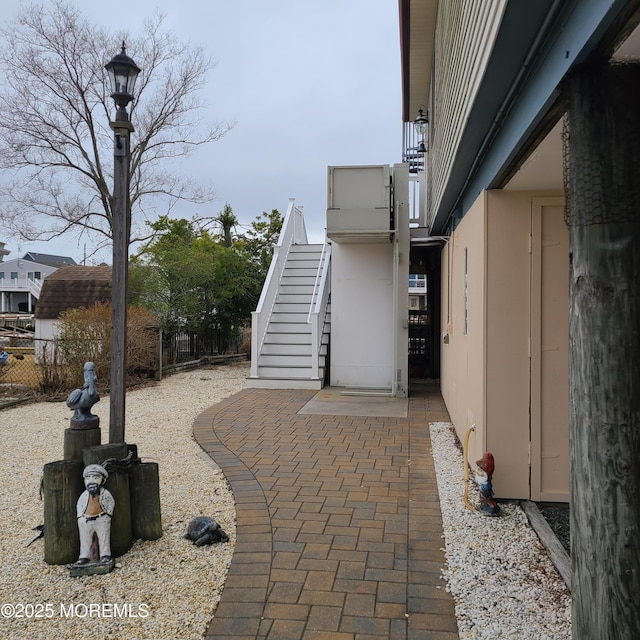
<box><xmin>192</xmin><ymin>383</ymin><xmax>459</xmax><ymax>640</ymax></box>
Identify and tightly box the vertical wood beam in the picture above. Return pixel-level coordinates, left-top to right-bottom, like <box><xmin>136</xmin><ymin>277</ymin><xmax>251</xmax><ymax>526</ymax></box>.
<box><xmin>567</xmin><ymin>62</ymin><xmax>640</xmax><ymax>640</ymax></box>
<box><xmin>109</xmin><ymin>122</ymin><xmax>133</xmax><ymax>444</ymax></box>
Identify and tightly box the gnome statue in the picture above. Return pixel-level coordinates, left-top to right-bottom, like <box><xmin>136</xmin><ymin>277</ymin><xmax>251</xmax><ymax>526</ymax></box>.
<box><xmin>474</xmin><ymin>452</ymin><xmax>500</xmax><ymax>517</ymax></box>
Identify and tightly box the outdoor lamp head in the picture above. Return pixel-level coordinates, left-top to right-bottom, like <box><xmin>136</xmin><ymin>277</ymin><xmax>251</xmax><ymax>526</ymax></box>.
<box><xmin>414</xmin><ymin>108</ymin><xmax>428</xmax><ymax>138</ymax></box>
<box><xmin>105</xmin><ymin>42</ymin><xmax>141</xmax><ymax>120</ymax></box>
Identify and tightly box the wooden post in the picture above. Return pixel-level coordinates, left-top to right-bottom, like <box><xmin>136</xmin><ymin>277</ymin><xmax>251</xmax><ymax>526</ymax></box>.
<box><xmin>130</xmin><ymin>462</ymin><xmax>162</xmax><ymax>540</ymax></box>
<box><xmin>63</xmin><ymin>427</ymin><xmax>101</xmax><ymax>462</ymax></box>
<box><xmin>567</xmin><ymin>62</ymin><xmax>640</xmax><ymax>640</ymax></box>
<box><xmin>156</xmin><ymin>327</ymin><xmax>163</xmax><ymax>381</ymax></box>
<box><xmin>83</xmin><ymin>443</ymin><xmax>133</xmax><ymax>558</ymax></box>
<box><xmin>109</xmin><ymin>120</ymin><xmax>133</xmax><ymax>444</ymax></box>
<box><xmin>43</xmin><ymin>460</ymin><xmax>84</xmax><ymax>565</ymax></box>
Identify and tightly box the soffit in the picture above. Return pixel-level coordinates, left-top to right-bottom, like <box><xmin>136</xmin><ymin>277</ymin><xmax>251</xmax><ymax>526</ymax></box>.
<box><xmin>504</xmin><ymin>18</ymin><xmax>640</xmax><ymax>192</ymax></box>
<box><xmin>402</xmin><ymin>0</ymin><xmax>438</xmax><ymax>122</ymax></box>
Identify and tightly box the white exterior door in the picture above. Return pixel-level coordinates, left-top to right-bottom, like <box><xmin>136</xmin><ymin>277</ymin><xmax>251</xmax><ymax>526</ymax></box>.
<box><xmin>530</xmin><ymin>197</ymin><xmax>569</xmax><ymax>501</ymax></box>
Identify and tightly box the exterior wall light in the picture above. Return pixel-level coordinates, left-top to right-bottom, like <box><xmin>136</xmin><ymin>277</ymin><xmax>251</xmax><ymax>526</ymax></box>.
<box><xmin>414</xmin><ymin>108</ymin><xmax>428</xmax><ymax>153</ymax></box>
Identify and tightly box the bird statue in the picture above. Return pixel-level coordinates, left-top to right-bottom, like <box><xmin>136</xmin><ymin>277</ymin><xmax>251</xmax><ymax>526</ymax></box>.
<box><xmin>66</xmin><ymin>362</ymin><xmax>100</xmax><ymax>429</ymax></box>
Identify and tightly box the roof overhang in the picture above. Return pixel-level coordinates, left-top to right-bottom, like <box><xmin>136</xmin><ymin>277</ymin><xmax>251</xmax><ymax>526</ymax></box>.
<box><xmin>400</xmin><ymin>0</ymin><xmax>438</xmax><ymax>122</ymax></box>
<box><xmin>409</xmin><ymin>0</ymin><xmax>640</xmax><ymax>235</ymax></box>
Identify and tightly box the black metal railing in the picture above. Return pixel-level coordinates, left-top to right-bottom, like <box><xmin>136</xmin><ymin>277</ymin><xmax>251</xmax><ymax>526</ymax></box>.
<box><xmin>402</xmin><ymin>121</ymin><xmax>425</xmax><ymax>174</ymax></box>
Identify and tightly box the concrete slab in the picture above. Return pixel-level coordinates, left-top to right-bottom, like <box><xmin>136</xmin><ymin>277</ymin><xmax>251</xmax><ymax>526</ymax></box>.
<box><xmin>297</xmin><ymin>386</ymin><xmax>408</xmax><ymax>418</ymax></box>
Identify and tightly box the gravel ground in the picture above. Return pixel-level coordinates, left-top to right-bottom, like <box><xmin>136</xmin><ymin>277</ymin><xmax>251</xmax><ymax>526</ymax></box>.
<box><xmin>429</xmin><ymin>422</ymin><xmax>571</xmax><ymax>640</ymax></box>
<box><xmin>1</xmin><ymin>371</ymin><xmax>572</xmax><ymax>640</ymax></box>
<box><xmin>0</xmin><ymin>363</ymin><xmax>249</xmax><ymax>640</ymax></box>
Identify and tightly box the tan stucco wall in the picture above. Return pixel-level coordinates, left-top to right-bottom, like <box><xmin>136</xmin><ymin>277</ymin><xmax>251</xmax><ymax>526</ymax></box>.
<box><xmin>440</xmin><ymin>189</ymin><xmax>566</xmax><ymax>499</ymax></box>
<box><xmin>440</xmin><ymin>193</ymin><xmax>487</xmax><ymax>475</ymax></box>
<box><xmin>485</xmin><ymin>191</ymin><xmax>535</xmax><ymax>498</ymax></box>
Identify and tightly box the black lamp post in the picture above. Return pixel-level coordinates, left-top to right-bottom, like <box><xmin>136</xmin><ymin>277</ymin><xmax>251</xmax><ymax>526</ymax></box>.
<box><xmin>105</xmin><ymin>43</ymin><xmax>140</xmax><ymax>444</ymax></box>
<box><xmin>414</xmin><ymin>108</ymin><xmax>428</xmax><ymax>154</ymax></box>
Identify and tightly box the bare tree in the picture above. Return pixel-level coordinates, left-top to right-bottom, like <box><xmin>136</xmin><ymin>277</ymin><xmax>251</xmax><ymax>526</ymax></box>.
<box><xmin>0</xmin><ymin>1</ymin><xmax>232</xmax><ymax>255</ymax></box>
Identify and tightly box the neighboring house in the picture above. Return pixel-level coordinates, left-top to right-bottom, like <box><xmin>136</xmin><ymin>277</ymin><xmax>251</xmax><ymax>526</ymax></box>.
<box><xmin>250</xmin><ymin>1</ymin><xmax>640</xmax><ymax>502</ymax></box>
<box><xmin>0</xmin><ymin>251</ymin><xmax>77</xmax><ymax>314</ymax></box>
<box><xmin>34</xmin><ymin>265</ymin><xmax>112</xmax><ymax>360</ymax></box>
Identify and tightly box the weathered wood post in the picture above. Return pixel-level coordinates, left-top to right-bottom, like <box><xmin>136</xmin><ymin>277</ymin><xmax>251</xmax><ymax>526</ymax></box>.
<box><xmin>566</xmin><ymin>61</ymin><xmax>640</xmax><ymax>640</ymax></box>
<box><xmin>63</xmin><ymin>428</ymin><xmax>101</xmax><ymax>462</ymax></box>
<box><xmin>83</xmin><ymin>443</ymin><xmax>133</xmax><ymax>557</ymax></box>
<box><xmin>43</xmin><ymin>460</ymin><xmax>84</xmax><ymax>564</ymax></box>
<box><xmin>130</xmin><ymin>462</ymin><xmax>162</xmax><ymax>540</ymax></box>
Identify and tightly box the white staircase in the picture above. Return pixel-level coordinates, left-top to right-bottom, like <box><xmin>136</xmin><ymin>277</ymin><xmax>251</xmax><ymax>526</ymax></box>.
<box><xmin>247</xmin><ymin>198</ymin><xmax>331</xmax><ymax>389</ymax></box>
<box><xmin>248</xmin><ymin>243</ymin><xmax>331</xmax><ymax>389</ymax></box>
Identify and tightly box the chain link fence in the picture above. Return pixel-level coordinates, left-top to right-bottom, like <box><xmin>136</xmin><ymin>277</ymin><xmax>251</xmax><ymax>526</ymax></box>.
<box><xmin>0</xmin><ymin>326</ymin><xmax>250</xmax><ymax>408</ymax></box>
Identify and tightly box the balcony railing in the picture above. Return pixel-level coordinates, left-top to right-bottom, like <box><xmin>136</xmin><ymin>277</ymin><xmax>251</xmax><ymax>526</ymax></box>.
<box><xmin>0</xmin><ymin>276</ymin><xmax>43</xmax><ymax>296</ymax></box>
<box><xmin>402</xmin><ymin>121</ymin><xmax>425</xmax><ymax>174</ymax></box>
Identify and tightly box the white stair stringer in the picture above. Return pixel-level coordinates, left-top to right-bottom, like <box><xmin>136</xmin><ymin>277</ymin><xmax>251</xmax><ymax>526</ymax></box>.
<box><xmin>248</xmin><ymin>243</ymin><xmax>331</xmax><ymax>390</ymax></box>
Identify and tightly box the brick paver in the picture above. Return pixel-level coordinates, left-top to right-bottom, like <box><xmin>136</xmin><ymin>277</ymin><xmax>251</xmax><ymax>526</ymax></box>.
<box><xmin>193</xmin><ymin>383</ymin><xmax>459</xmax><ymax>640</ymax></box>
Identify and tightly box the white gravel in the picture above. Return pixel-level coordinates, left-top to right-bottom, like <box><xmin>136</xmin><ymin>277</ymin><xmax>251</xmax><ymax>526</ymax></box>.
<box><xmin>0</xmin><ymin>372</ymin><xmax>572</xmax><ymax>640</ymax></box>
<box><xmin>0</xmin><ymin>362</ymin><xmax>249</xmax><ymax>640</ymax></box>
<box><xmin>429</xmin><ymin>422</ymin><xmax>571</xmax><ymax>640</ymax></box>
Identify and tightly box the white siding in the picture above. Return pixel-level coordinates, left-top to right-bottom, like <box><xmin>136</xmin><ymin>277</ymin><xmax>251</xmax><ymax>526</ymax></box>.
<box><xmin>429</xmin><ymin>0</ymin><xmax>507</xmax><ymax>227</ymax></box>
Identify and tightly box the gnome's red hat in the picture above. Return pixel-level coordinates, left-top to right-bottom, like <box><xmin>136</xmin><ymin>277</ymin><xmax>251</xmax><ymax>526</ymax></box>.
<box><xmin>476</xmin><ymin>452</ymin><xmax>495</xmax><ymax>477</ymax></box>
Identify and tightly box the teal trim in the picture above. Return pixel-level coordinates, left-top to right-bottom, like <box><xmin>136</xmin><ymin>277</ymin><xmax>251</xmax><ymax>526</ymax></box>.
<box><xmin>431</xmin><ymin>0</ymin><xmax>639</xmax><ymax>234</ymax></box>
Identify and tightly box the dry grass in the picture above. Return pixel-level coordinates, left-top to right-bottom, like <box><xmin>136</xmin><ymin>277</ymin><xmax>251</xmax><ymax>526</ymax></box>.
<box><xmin>0</xmin><ymin>352</ymin><xmax>42</xmax><ymax>387</ymax></box>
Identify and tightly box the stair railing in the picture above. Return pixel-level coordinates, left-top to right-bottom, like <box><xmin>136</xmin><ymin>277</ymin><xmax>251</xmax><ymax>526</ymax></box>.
<box><xmin>307</xmin><ymin>242</ymin><xmax>331</xmax><ymax>380</ymax></box>
<box><xmin>28</xmin><ymin>278</ymin><xmax>42</xmax><ymax>298</ymax></box>
<box><xmin>250</xmin><ymin>198</ymin><xmax>308</xmax><ymax>378</ymax></box>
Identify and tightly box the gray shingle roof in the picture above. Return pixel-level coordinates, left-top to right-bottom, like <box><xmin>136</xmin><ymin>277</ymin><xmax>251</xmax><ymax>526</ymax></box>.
<box><xmin>23</xmin><ymin>252</ymin><xmax>77</xmax><ymax>267</ymax></box>
<box><xmin>34</xmin><ymin>265</ymin><xmax>112</xmax><ymax>319</ymax></box>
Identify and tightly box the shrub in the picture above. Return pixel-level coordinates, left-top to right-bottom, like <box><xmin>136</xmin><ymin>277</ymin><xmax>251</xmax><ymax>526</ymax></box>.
<box><xmin>48</xmin><ymin>302</ymin><xmax>158</xmax><ymax>390</ymax></box>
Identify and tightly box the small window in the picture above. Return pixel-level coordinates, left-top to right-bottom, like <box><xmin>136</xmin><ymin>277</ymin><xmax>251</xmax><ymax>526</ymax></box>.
<box><xmin>0</xmin><ymin>272</ymin><xmax>4</xmax><ymax>280</ymax></box>
<box><xmin>11</xmin><ymin>271</ymin><xmax>18</xmax><ymax>280</ymax></box>
<box><xmin>34</xmin><ymin>271</ymin><xmax>41</xmax><ymax>280</ymax></box>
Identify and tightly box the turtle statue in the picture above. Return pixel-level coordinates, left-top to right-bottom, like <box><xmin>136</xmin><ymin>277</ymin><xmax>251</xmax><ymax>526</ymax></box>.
<box><xmin>184</xmin><ymin>516</ymin><xmax>229</xmax><ymax>546</ymax></box>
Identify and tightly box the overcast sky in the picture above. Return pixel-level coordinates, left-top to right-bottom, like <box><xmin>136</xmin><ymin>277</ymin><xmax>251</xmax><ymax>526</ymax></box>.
<box><xmin>0</xmin><ymin>1</ymin><xmax>402</xmax><ymax>264</ymax></box>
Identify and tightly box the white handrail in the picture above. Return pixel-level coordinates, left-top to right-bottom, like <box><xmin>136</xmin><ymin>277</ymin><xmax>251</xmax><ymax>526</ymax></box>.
<box><xmin>308</xmin><ymin>244</ymin><xmax>331</xmax><ymax>380</ymax></box>
<box><xmin>251</xmin><ymin>198</ymin><xmax>308</xmax><ymax>378</ymax></box>
<box><xmin>307</xmin><ymin>242</ymin><xmax>330</xmax><ymax>324</ymax></box>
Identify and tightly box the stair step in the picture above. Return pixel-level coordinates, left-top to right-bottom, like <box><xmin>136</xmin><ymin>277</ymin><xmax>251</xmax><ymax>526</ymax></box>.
<box><xmin>276</xmin><ymin>293</ymin><xmax>314</xmax><ymax>303</ymax></box>
<box><xmin>273</xmin><ymin>302</ymin><xmax>312</xmax><ymax>313</ymax></box>
<box><xmin>264</xmin><ymin>332</ymin><xmax>312</xmax><ymax>345</ymax></box>
<box><xmin>288</xmin><ymin>246</ymin><xmax>323</xmax><ymax>252</ymax></box>
<box><xmin>261</xmin><ymin>343</ymin><xmax>311</xmax><ymax>356</ymax></box>
<box><xmin>285</xmin><ymin>258</ymin><xmax>323</xmax><ymax>268</ymax></box>
<box><xmin>266</xmin><ymin>323</ymin><xmax>312</xmax><ymax>334</ymax></box>
<box><xmin>280</xmin><ymin>282</ymin><xmax>313</xmax><ymax>300</ymax></box>
<box><xmin>270</xmin><ymin>312</ymin><xmax>310</xmax><ymax>323</ymax></box>
<box><xmin>280</xmin><ymin>275</ymin><xmax>318</xmax><ymax>286</ymax></box>
<box><xmin>256</xmin><ymin>365</ymin><xmax>325</xmax><ymax>379</ymax></box>
<box><xmin>258</xmin><ymin>354</ymin><xmax>325</xmax><ymax>367</ymax></box>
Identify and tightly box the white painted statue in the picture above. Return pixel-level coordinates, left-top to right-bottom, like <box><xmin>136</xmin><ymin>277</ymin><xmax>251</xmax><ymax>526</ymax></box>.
<box><xmin>75</xmin><ymin>464</ymin><xmax>115</xmax><ymax>564</ymax></box>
